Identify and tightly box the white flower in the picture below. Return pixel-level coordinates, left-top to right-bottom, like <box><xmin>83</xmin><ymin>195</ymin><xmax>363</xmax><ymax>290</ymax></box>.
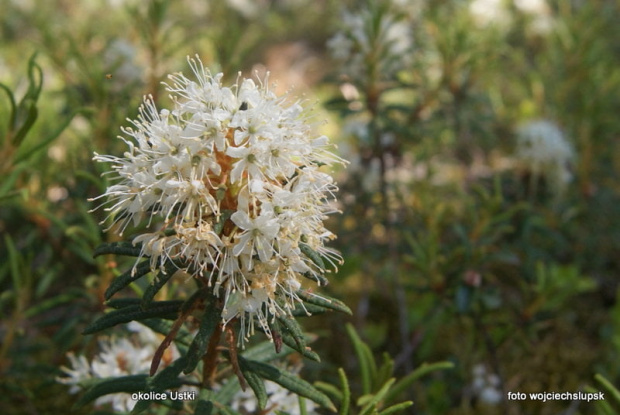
<box><xmin>231</xmin><ymin>368</ymin><xmax>318</xmax><ymax>415</ymax></box>
<box><xmin>92</xmin><ymin>56</ymin><xmax>346</xmax><ymax>344</ymax></box>
<box><xmin>516</xmin><ymin>119</ymin><xmax>574</xmax><ymax>194</ymax></box>
<box><xmin>469</xmin><ymin>0</ymin><xmax>511</xmax><ymax>28</ymax></box>
<box><xmin>514</xmin><ymin>0</ymin><xmax>554</xmax><ymax>34</ymax></box>
<box><xmin>226</xmin><ymin>0</ymin><xmax>267</xmax><ymax>19</ymax></box>
<box><xmin>57</xmin><ymin>323</ymin><xmax>192</xmax><ymax>412</ymax></box>
<box><xmin>471</xmin><ymin>364</ymin><xmax>502</xmax><ymax>405</ymax></box>
<box><xmin>327</xmin><ymin>1</ymin><xmax>414</xmax><ymax>84</ymax></box>
<box><xmin>231</xmin><ymin>210</ymin><xmax>280</xmax><ymax>264</ymax></box>
<box><xmin>514</xmin><ymin>0</ymin><xmax>547</xmax><ymax>14</ymax></box>
<box><xmin>480</xmin><ymin>385</ymin><xmax>503</xmax><ymax>405</ymax></box>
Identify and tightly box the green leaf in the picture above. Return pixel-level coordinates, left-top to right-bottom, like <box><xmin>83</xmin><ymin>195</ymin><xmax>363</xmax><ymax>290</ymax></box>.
<box><xmin>299</xmin><ymin>243</ymin><xmax>326</xmax><ymax>272</ymax></box>
<box><xmin>195</xmin><ymin>400</ymin><xmax>214</xmax><ymax>415</ymax></box>
<box><xmin>346</xmin><ymin>324</ymin><xmax>376</xmax><ymax>395</ymax></box>
<box><xmin>0</xmin><ymin>164</ymin><xmax>27</xmax><ymax>198</ymax></box>
<box><xmin>74</xmin><ymin>375</ymin><xmax>148</xmax><ymax>408</ymax></box>
<box><xmin>131</xmin><ymin>395</ymin><xmax>184</xmax><ymax>414</ymax></box>
<box><xmin>11</xmin><ymin>100</ymin><xmax>37</xmax><ymax>147</ymax></box>
<box><xmin>301</xmin><ymin>271</ymin><xmax>329</xmax><ymax>287</ymax></box>
<box><xmin>34</xmin><ymin>266</ymin><xmax>58</xmax><ymax>299</ymax></box>
<box><xmin>299</xmin><ymin>397</ymin><xmax>308</xmax><ymax>415</ymax></box>
<box><xmin>239</xmin><ymin>357</ymin><xmax>335</xmax><ymax>411</ymax></box>
<box><xmin>378</xmin><ymin>401</ymin><xmax>414</xmax><ymax>415</ymax></box>
<box><xmin>106</xmin><ymin>297</ymin><xmax>141</xmax><ymax>309</ymax></box>
<box><xmin>14</xmin><ymin>108</ymin><xmax>91</xmax><ymax>163</ymax></box>
<box><xmin>385</xmin><ymin>361</ymin><xmax>454</xmax><ymax>403</ymax></box>
<box><xmin>359</xmin><ymin>378</ymin><xmax>395</xmax><ymax>415</ymax></box>
<box><xmin>338</xmin><ymin>368</ymin><xmax>350</xmax><ymax>415</ymax></box>
<box><xmin>184</xmin><ymin>297</ymin><xmax>219</xmax><ymax>374</ymax></box>
<box><xmin>0</xmin><ymin>83</ymin><xmax>17</xmax><ymax>142</ymax></box>
<box><xmin>4</xmin><ymin>234</ymin><xmax>23</xmax><ymax>292</ymax></box>
<box><xmin>241</xmin><ymin>366</ymin><xmax>268</xmax><ymax>409</ymax></box>
<box><xmin>150</xmin><ymin>356</ymin><xmax>189</xmax><ymax>390</ymax></box>
<box><xmin>24</xmin><ymin>291</ymin><xmax>83</xmax><ymax>318</ymax></box>
<box><xmin>375</xmin><ymin>353</ymin><xmax>395</xmax><ymax>391</ymax></box>
<box><xmin>131</xmin><ymin>357</ymin><xmax>188</xmax><ymax>413</ymax></box>
<box><xmin>26</xmin><ymin>53</ymin><xmax>43</xmax><ymax>98</ymax></box>
<box><xmin>215</xmin><ymin>405</ymin><xmax>243</xmax><ymax>415</ymax></box>
<box><xmin>585</xmin><ymin>384</ymin><xmax>615</xmax><ymax>415</ymax></box>
<box><xmin>291</xmin><ymin>302</ymin><xmax>334</xmax><ymax>317</ymax></box>
<box><xmin>241</xmin><ymin>338</ymin><xmax>296</xmax><ymax>362</ymax></box>
<box><xmin>595</xmin><ymin>373</ymin><xmax>620</xmax><ymax>403</ymax></box>
<box><xmin>94</xmin><ymin>241</ymin><xmax>143</xmax><ymax>258</ymax></box>
<box><xmin>130</xmin><ymin>397</ymin><xmax>153</xmax><ymax>413</ymax></box>
<box><xmin>11</xmin><ymin>55</ymin><xmax>42</xmax><ymax>147</ymax></box>
<box><xmin>142</xmin><ymin>270</ymin><xmax>175</xmax><ymax>309</ymax></box>
<box><xmin>277</xmin><ymin>316</ymin><xmax>310</xmax><ymax>356</ymax></box>
<box><xmin>314</xmin><ymin>381</ymin><xmax>343</xmax><ymax>404</ymax></box>
<box><xmin>280</xmin><ymin>330</ymin><xmax>321</xmax><ymax>362</ymax></box>
<box><xmin>213</xmin><ymin>376</ymin><xmax>242</xmax><ymax>405</ymax></box>
<box><xmin>296</xmin><ymin>291</ymin><xmax>352</xmax><ymax>315</ymax></box>
<box><xmin>1</xmin><ymin>53</ymin><xmax>41</xmax><ymax>148</ymax></box>
<box><xmin>105</xmin><ymin>260</ymin><xmax>152</xmax><ymax>300</ymax></box>
<box><xmin>82</xmin><ymin>301</ymin><xmax>182</xmax><ymax>334</ymax></box>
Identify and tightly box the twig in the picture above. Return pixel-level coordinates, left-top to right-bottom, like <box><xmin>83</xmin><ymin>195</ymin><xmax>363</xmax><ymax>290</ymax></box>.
<box><xmin>225</xmin><ymin>324</ymin><xmax>247</xmax><ymax>391</ymax></box>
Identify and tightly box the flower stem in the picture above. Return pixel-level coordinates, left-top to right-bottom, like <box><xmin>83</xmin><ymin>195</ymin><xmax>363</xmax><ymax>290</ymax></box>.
<box><xmin>202</xmin><ymin>322</ymin><xmax>223</xmax><ymax>388</ymax></box>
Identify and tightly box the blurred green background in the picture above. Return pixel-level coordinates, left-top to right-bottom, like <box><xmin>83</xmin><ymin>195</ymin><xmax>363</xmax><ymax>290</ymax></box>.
<box><xmin>1</xmin><ymin>0</ymin><xmax>620</xmax><ymax>414</ymax></box>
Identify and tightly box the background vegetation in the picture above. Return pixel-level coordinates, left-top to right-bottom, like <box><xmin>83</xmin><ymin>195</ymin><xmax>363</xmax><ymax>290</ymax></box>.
<box><xmin>1</xmin><ymin>0</ymin><xmax>620</xmax><ymax>414</ymax></box>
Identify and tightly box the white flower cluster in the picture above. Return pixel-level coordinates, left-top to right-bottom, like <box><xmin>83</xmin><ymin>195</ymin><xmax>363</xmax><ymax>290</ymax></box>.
<box><xmin>469</xmin><ymin>0</ymin><xmax>554</xmax><ymax>33</ymax></box>
<box><xmin>232</xmin><ymin>375</ymin><xmax>317</xmax><ymax>415</ymax></box>
<box><xmin>327</xmin><ymin>2</ymin><xmax>414</xmax><ymax>84</ymax></box>
<box><xmin>471</xmin><ymin>364</ymin><xmax>502</xmax><ymax>405</ymax></box>
<box><xmin>469</xmin><ymin>0</ymin><xmax>511</xmax><ymax>28</ymax></box>
<box><xmin>516</xmin><ymin>119</ymin><xmax>574</xmax><ymax>192</ymax></box>
<box><xmin>92</xmin><ymin>56</ymin><xmax>345</xmax><ymax>342</ymax></box>
<box><xmin>515</xmin><ymin>0</ymin><xmax>554</xmax><ymax>34</ymax></box>
<box><xmin>514</xmin><ymin>0</ymin><xmax>548</xmax><ymax>14</ymax></box>
<box><xmin>57</xmin><ymin>322</ymin><xmax>187</xmax><ymax>412</ymax></box>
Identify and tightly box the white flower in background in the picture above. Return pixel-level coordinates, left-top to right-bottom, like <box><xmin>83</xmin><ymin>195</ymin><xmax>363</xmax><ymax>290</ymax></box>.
<box><xmin>327</xmin><ymin>1</ymin><xmax>414</xmax><ymax>84</ymax></box>
<box><xmin>232</xmin><ymin>369</ymin><xmax>317</xmax><ymax>415</ymax></box>
<box><xmin>47</xmin><ymin>185</ymin><xmax>69</xmax><ymax>203</ymax></box>
<box><xmin>469</xmin><ymin>0</ymin><xmax>553</xmax><ymax>33</ymax></box>
<box><xmin>91</xmin><ymin>56</ymin><xmax>345</xmax><ymax>343</ymax></box>
<box><xmin>514</xmin><ymin>0</ymin><xmax>546</xmax><ymax>13</ymax></box>
<box><xmin>226</xmin><ymin>0</ymin><xmax>267</xmax><ymax>19</ymax></box>
<box><xmin>469</xmin><ymin>0</ymin><xmax>511</xmax><ymax>28</ymax></box>
<box><xmin>341</xmin><ymin>119</ymin><xmax>416</xmax><ymax>196</ymax></box>
<box><xmin>516</xmin><ymin>119</ymin><xmax>574</xmax><ymax>193</ymax></box>
<box><xmin>8</xmin><ymin>0</ymin><xmax>35</xmax><ymax>12</ymax></box>
<box><xmin>57</xmin><ymin>322</ymin><xmax>190</xmax><ymax>412</ymax></box>
<box><xmin>106</xmin><ymin>0</ymin><xmax>139</xmax><ymax>8</ymax></box>
<box><xmin>471</xmin><ymin>364</ymin><xmax>502</xmax><ymax>405</ymax></box>
<box><xmin>514</xmin><ymin>0</ymin><xmax>554</xmax><ymax>34</ymax></box>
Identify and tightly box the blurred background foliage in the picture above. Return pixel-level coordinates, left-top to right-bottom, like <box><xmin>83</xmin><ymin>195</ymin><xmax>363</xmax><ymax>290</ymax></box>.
<box><xmin>1</xmin><ymin>0</ymin><xmax>620</xmax><ymax>414</ymax></box>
